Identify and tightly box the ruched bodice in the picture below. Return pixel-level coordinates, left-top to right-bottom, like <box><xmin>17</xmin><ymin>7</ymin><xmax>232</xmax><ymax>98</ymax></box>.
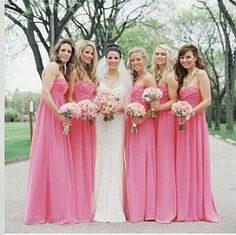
<box><xmin>131</xmin><ymin>85</ymin><xmax>149</xmax><ymax>109</ymax></box>
<box><xmin>73</xmin><ymin>81</ymin><xmax>96</xmax><ymax>102</ymax></box>
<box><xmin>50</xmin><ymin>77</ymin><xmax>68</xmax><ymax>96</ymax></box>
<box><xmin>179</xmin><ymin>86</ymin><xmax>202</xmax><ymax>107</ymax></box>
<box><xmin>158</xmin><ymin>83</ymin><xmax>169</xmax><ymax>104</ymax></box>
<box><xmin>39</xmin><ymin>77</ymin><xmax>68</xmax><ymax>109</ymax></box>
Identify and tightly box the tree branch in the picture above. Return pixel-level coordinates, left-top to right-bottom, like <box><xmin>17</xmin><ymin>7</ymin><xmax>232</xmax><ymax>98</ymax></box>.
<box><xmin>217</xmin><ymin>0</ymin><xmax>236</xmax><ymax>40</ymax></box>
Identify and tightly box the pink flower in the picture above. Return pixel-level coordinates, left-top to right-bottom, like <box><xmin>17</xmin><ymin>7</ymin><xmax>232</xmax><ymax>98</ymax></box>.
<box><xmin>93</xmin><ymin>90</ymin><xmax>120</xmax><ymax>121</ymax></box>
<box><xmin>58</xmin><ymin>102</ymin><xmax>81</xmax><ymax>134</ymax></box>
<box><xmin>142</xmin><ymin>87</ymin><xmax>163</xmax><ymax>118</ymax></box>
<box><xmin>126</xmin><ymin>102</ymin><xmax>146</xmax><ymax>134</ymax></box>
<box><xmin>171</xmin><ymin>101</ymin><xmax>193</xmax><ymax>131</ymax></box>
<box><xmin>77</xmin><ymin>99</ymin><xmax>98</xmax><ymax>125</ymax></box>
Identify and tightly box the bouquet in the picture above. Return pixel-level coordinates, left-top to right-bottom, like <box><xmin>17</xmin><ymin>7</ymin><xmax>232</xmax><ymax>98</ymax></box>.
<box><xmin>126</xmin><ymin>102</ymin><xmax>146</xmax><ymax>134</ymax></box>
<box><xmin>77</xmin><ymin>99</ymin><xmax>98</xmax><ymax>125</ymax></box>
<box><xmin>93</xmin><ymin>90</ymin><xmax>120</xmax><ymax>121</ymax></box>
<box><xmin>142</xmin><ymin>87</ymin><xmax>163</xmax><ymax>118</ymax></box>
<box><xmin>58</xmin><ymin>102</ymin><xmax>81</xmax><ymax>134</ymax></box>
<box><xmin>171</xmin><ymin>101</ymin><xmax>193</xmax><ymax>131</ymax></box>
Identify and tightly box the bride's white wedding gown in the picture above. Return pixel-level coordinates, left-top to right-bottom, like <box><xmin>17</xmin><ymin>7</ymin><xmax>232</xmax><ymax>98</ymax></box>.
<box><xmin>94</xmin><ymin>75</ymin><xmax>130</xmax><ymax>222</ymax></box>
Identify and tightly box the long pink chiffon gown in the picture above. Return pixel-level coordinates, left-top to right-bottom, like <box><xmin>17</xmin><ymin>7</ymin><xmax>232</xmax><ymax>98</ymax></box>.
<box><xmin>153</xmin><ymin>83</ymin><xmax>176</xmax><ymax>223</ymax></box>
<box><xmin>175</xmin><ymin>86</ymin><xmax>221</xmax><ymax>222</ymax></box>
<box><xmin>125</xmin><ymin>85</ymin><xmax>156</xmax><ymax>222</ymax></box>
<box><xmin>69</xmin><ymin>81</ymin><xmax>96</xmax><ymax>222</ymax></box>
<box><xmin>24</xmin><ymin>76</ymin><xmax>77</xmax><ymax>224</ymax></box>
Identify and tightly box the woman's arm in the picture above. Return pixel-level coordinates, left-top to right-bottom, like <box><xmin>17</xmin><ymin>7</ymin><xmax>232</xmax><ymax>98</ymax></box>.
<box><xmin>41</xmin><ymin>62</ymin><xmax>67</xmax><ymax>122</ymax></box>
<box><xmin>192</xmin><ymin>70</ymin><xmax>211</xmax><ymax>115</ymax></box>
<box><xmin>144</xmin><ymin>73</ymin><xmax>157</xmax><ymax>88</ymax></box>
<box><xmin>67</xmin><ymin>69</ymin><xmax>77</xmax><ymax>102</ymax></box>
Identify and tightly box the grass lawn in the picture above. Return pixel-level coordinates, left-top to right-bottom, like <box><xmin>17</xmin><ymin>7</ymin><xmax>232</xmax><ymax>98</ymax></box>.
<box><xmin>4</xmin><ymin>121</ymin><xmax>235</xmax><ymax>164</ymax></box>
<box><xmin>5</xmin><ymin>122</ymin><xmax>31</xmax><ymax>163</ymax></box>
<box><xmin>208</xmin><ymin>123</ymin><xmax>236</xmax><ymax>142</ymax></box>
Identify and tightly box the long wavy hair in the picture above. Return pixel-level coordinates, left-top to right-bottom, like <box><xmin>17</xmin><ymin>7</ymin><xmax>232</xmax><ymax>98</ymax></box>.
<box><xmin>50</xmin><ymin>38</ymin><xmax>75</xmax><ymax>81</ymax></box>
<box><xmin>127</xmin><ymin>47</ymin><xmax>148</xmax><ymax>84</ymax></box>
<box><xmin>152</xmin><ymin>45</ymin><xmax>173</xmax><ymax>83</ymax></box>
<box><xmin>75</xmin><ymin>40</ymin><xmax>98</xmax><ymax>82</ymax></box>
<box><xmin>174</xmin><ymin>43</ymin><xmax>205</xmax><ymax>94</ymax></box>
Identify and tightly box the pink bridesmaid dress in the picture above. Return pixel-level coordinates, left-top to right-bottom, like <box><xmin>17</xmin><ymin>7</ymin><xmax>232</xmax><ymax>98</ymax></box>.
<box><xmin>153</xmin><ymin>83</ymin><xmax>176</xmax><ymax>223</ymax></box>
<box><xmin>125</xmin><ymin>85</ymin><xmax>156</xmax><ymax>222</ymax></box>
<box><xmin>175</xmin><ymin>86</ymin><xmax>220</xmax><ymax>222</ymax></box>
<box><xmin>24</xmin><ymin>77</ymin><xmax>77</xmax><ymax>224</ymax></box>
<box><xmin>69</xmin><ymin>81</ymin><xmax>96</xmax><ymax>222</ymax></box>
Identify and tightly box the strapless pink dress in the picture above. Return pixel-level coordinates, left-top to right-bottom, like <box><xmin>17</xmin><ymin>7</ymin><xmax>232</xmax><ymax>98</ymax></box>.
<box><xmin>69</xmin><ymin>81</ymin><xmax>96</xmax><ymax>222</ymax></box>
<box><xmin>24</xmin><ymin>77</ymin><xmax>77</xmax><ymax>224</ymax></box>
<box><xmin>175</xmin><ymin>86</ymin><xmax>220</xmax><ymax>222</ymax></box>
<box><xmin>153</xmin><ymin>83</ymin><xmax>176</xmax><ymax>223</ymax></box>
<box><xmin>125</xmin><ymin>85</ymin><xmax>156</xmax><ymax>222</ymax></box>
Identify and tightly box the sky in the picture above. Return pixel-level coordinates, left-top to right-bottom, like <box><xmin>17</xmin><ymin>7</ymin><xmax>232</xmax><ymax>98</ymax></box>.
<box><xmin>4</xmin><ymin>0</ymin><xmax>197</xmax><ymax>94</ymax></box>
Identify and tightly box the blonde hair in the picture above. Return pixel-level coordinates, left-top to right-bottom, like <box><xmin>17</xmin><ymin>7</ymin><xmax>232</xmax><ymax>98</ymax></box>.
<box><xmin>75</xmin><ymin>40</ymin><xmax>98</xmax><ymax>82</ymax></box>
<box><xmin>152</xmin><ymin>45</ymin><xmax>173</xmax><ymax>82</ymax></box>
<box><xmin>127</xmin><ymin>47</ymin><xmax>148</xmax><ymax>83</ymax></box>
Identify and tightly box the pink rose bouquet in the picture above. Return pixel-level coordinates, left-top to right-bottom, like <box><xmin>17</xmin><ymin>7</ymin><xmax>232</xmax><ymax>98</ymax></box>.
<box><xmin>93</xmin><ymin>90</ymin><xmax>120</xmax><ymax>121</ymax></box>
<box><xmin>58</xmin><ymin>102</ymin><xmax>81</xmax><ymax>134</ymax></box>
<box><xmin>126</xmin><ymin>102</ymin><xmax>146</xmax><ymax>134</ymax></box>
<box><xmin>171</xmin><ymin>101</ymin><xmax>193</xmax><ymax>131</ymax></box>
<box><xmin>142</xmin><ymin>87</ymin><xmax>163</xmax><ymax>118</ymax></box>
<box><xmin>77</xmin><ymin>99</ymin><xmax>98</xmax><ymax>125</ymax></box>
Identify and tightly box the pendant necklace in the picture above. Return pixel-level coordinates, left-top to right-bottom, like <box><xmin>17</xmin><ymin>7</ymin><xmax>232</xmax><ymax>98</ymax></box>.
<box><xmin>183</xmin><ymin>68</ymin><xmax>199</xmax><ymax>87</ymax></box>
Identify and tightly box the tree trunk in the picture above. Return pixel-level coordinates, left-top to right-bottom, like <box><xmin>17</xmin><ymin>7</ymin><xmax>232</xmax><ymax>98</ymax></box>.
<box><xmin>214</xmin><ymin>97</ymin><xmax>221</xmax><ymax>130</ymax></box>
<box><xmin>27</xmin><ymin>22</ymin><xmax>44</xmax><ymax>78</ymax></box>
<box><xmin>207</xmin><ymin>107</ymin><xmax>212</xmax><ymax>129</ymax></box>
<box><xmin>225</xmin><ymin>42</ymin><xmax>234</xmax><ymax>134</ymax></box>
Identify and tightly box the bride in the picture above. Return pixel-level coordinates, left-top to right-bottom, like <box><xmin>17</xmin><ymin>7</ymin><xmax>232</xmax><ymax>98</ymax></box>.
<box><xmin>94</xmin><ymin>44</ymin><xmax>132</xmax><ymax>222</ymax></box>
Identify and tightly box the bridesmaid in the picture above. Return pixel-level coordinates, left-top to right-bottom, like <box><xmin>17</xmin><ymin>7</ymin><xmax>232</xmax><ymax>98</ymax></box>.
<box><xmin>67</xmin><ymin>40</ymin><xmax>97</xmax><ymax>222</ymax></box>
<box><xmin>125</xmin><ymin>47</ymin><xmax>157</xmax><ymax>222</ymax></box>
<box><xmin>174</xmin><ymin>43</ymin><xmax>221</xmax><ymax>222</ymax></box>
<box><xmin>24</xmin><ymin>38</ymin><xmax>77</xmax><ymax>224</ymax></box>
<box><xmin>151</xmin><ymin>45</ymin><xmax>178</xmax><ymax>223</ymax></box>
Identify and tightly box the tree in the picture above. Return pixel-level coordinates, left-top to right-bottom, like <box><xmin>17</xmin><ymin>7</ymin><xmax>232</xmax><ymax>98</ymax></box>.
<box><xmin>197</xmin><ymin>0</ymin><xmax>236</xmax><ymax>133</ymax></box>
<box><xmin>5</xmin><ymin>0</ymin><xmax>86</xmax><ymax>77</ymax></box>
<box><xmin>6</xmin><ymin>89</ymin><xmax>41</xmax><ymax>120</ymax></box>
<box><xmin>173</xmin><ymin>9</ymin><xmax>226</xmax><ymax>130</ymax></box>
<box><xmin>5</xmin><ymin>108</ymin><xmax>20</xmax><ymax>122</ymax></box>
<box><xmin>72</xmin><ymin>0</ymin><xmax>157</xmax><ymax>58</ymax></box>
<box><xmin>118</xmin><ymin>19</ymin><xmax>172</xmax><ymax>65</ymax></box>
<box><xmin>5</xmin><ymin>0</ymin><xmax>156</xmax><ymax>77</ymax></box>
<box><xmin>217</xmin><ymin>0</ymin><xmax>236</xmax><ymax>133</ymax></box>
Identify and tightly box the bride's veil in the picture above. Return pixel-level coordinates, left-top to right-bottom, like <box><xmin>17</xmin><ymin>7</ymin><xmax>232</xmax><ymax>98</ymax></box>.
<box><xmin>96</xmin><ymin>56</ymin><xmax>132</xmax><ymax>107</ymax></box>
<box><xmin>96</xmin><ymin>56</ymin><xmax>132</xmax><ymax>90</ymax></box>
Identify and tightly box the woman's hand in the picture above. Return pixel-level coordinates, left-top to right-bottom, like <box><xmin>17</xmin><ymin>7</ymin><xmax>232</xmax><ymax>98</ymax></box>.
<box><xmin>132</xmin><ymin>116</ymin><xmax>146</xmax><ymax>125</ymax></box>
<box><xmin>177</xmin><ymin>116</ymin><xmax>187</xmax><ymax>125</ymax></box>
<box><xmin>115</xmin><ymin>103</ymin><xmax>124</xmax><ymax>113</ymax></box>
<box><xmin>150</xmin><ymin>100</ymin><xmax>160</xmax><ymax>111</ymax></box>
<box><xmin>55</xmin><ymin>112</ymin><xmax>71</xmax><ymax>124</ymax></box>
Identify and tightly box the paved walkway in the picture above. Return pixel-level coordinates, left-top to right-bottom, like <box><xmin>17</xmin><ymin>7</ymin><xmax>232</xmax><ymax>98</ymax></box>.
<box><xmin>5</xmin><ymin>135</ymin><xmax>236</xmax><ymax>233</ymax></box>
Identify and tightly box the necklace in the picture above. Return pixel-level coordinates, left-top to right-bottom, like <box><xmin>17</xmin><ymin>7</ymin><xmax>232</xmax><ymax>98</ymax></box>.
<box><xmin>155</xmin><ymin>71</ymin><xmax>167</xmax><ymax>84</ymax></box>
<box><xmin>183</xmin><ymin>68</ymin><xmax>199</xmax><ymax>87</ymax></box>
